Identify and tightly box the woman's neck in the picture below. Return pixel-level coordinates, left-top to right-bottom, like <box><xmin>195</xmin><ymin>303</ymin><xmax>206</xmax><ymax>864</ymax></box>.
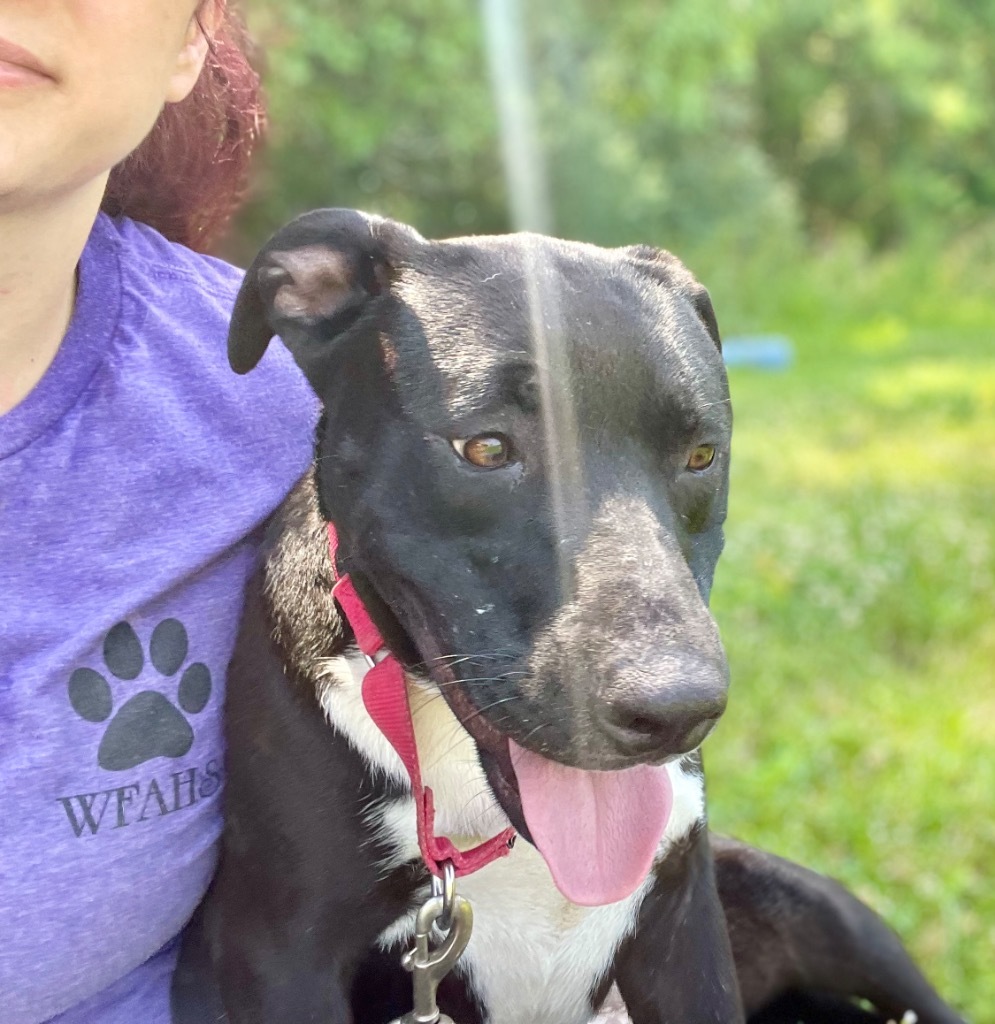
<box><xmin>0</xmin><ymin>176</ymin><xmax>109</xmax><ymax>415</ymax></box>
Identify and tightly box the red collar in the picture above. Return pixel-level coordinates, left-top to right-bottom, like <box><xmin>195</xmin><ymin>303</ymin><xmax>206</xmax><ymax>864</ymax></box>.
<box><xmin>327</xmin><ymin>522</ymin><xmax>516</xmax><ymax>878</ymax></box>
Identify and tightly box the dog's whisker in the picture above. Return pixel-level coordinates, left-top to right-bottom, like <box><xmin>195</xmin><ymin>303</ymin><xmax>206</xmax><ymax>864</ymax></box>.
<box><xmin>461</xmin><ymin>787</ymin><xmax>505</xmax><ymax>812</ymax></box>
<box><xmin>422</xmin><ymin>648</ymin><xmax>518</xmax><ymax>664</ymax></box>
<box><xmin>420</xmin><ymin>655</ymin><xmax>481</xmax><ymax>670</ymax></box>
<box><xmin>456</xmin><ymin>694</ymin><xmax>522</xmax><ymax>728</ymax></box>
<box><xmin>410</xmin><ymin>659</ymin><xmax>520</xmax><ymax>682</ymax></box>
<box><xmin>518</xmin><ymin>720</ymin><xmax>551</xmax><ymax>748</ymax></box>
<box><xmin>425</xmin><ymin>726</ymin><xmax>481</xmax><ymax>771</ymax></box>
<box><xmin>425</xmin><ymin>672</ymin><xmax>530</xmax><ymax>689</ymax></box>
<box><xmin>417</xmin><ymin>652</ymin><xmax>515</xmax><ymax>669</ymax></box>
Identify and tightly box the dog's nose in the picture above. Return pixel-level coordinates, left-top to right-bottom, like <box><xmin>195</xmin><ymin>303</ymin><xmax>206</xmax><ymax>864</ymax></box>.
<box><xmin>596</xmin><ymin>651</ymin><xmax>728</xmax><ymax>761</ymax></box>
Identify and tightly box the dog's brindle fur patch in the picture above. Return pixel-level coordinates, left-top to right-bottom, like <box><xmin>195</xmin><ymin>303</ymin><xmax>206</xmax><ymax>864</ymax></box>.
<box><xmin>172</xmin><ymin>210</ymin><xmax>965</xmax><ymax>1024</ymax></box>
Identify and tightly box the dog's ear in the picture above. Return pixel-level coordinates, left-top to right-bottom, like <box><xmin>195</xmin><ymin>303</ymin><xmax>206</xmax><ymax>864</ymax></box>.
<box><xmin>621</xmin><ymin>244</ymin><xmax>721</xmax><ymax>351</ymax></box>
<box><xmin>228</xmin><ymin>208</ymin><xmax>422</xmax><ymax>375</ymax></box>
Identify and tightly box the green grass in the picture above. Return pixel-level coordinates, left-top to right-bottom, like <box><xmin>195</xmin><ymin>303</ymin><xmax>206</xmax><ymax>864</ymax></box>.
<box><xmin>696</xmin><ymin>237</ymin><xmax>995</xmax><ymax>1020</ymax></box>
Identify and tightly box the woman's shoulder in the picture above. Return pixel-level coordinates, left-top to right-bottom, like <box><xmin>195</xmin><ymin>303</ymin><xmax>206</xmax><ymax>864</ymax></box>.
<box><xmin>95</xmin><ymin>213</ymin><xmax>312</xmax><ymax>399</ymax></box>
<box><xmin>102</xmin><ymin>213</ymin><xmax>241</xmax><ymax>278</ymax></box>
<box><xmin>86</xmin><ymin>214</ymin><xmax>318</xmax><ymax>495</ymax></box>
<box><xmin>100</xmin><ymin>212</ymin><xmax>244</xmax><ymax>317</ymax></box>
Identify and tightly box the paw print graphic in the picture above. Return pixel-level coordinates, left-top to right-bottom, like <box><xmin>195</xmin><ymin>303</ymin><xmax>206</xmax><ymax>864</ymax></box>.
<box><xmin>68</xmin><ymin>619</ymin><xmax>212</xmax><ymax>771</ymax></box>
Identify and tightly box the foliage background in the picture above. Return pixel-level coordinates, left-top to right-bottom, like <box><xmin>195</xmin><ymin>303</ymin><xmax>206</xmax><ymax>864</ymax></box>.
<box><xmin>233</xmin><ymin>0</ymin><xmax>994</xmax><ymax>1014</ymax></box>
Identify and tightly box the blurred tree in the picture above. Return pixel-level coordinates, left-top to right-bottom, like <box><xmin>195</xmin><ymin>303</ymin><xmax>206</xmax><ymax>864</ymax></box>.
<box><xmin>233</xmin><ymin>0</ymin><xmax>995</xmax><ymax>257</ymax></box>
<box><xmin>236</xmin><ymin>0</ymin><xmax>506</xmax><ymax>252</ymax></box>
<box><xmin>750</xmin><ymin>0</ymin><xmax>995</xmax><ymax>247</ymax></box>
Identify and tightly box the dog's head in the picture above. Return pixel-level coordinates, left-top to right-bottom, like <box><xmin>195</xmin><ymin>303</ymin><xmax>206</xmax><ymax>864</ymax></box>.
<box><xmin>231</xmin><ymin>209</ymin><xmax>731</xmax><ymax>902</ymax></box>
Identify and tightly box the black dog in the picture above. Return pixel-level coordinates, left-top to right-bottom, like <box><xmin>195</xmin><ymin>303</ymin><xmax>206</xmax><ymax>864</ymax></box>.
<box><xmin>174</xmin><ymin>209</ymin><xmax>965</xmax><ymax>1024</ymax></box>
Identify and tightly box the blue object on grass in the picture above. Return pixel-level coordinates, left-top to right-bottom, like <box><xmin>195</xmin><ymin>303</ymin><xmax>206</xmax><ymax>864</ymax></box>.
<box><xmin>721</xmin><ymin>335</ymin><xmax>794</xmax><ymax>369</ymax></box>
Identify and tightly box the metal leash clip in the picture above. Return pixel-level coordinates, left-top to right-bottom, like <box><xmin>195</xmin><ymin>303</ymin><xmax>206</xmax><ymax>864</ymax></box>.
<box><xmin>391</xmin><ymin>862</ymin><xmax>473</xmax><ymax>1024</ymax></box>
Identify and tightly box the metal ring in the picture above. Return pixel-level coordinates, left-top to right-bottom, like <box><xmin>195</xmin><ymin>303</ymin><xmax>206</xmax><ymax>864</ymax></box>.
<box><xmin>363</xmin><ymin>647</ymin><xmax>389</xmax><ymax>670</ymax></box>
<box><xmin>431</xmin><ymin>860</ymin><xmax>456</xmax><ymax>933</ymax></box>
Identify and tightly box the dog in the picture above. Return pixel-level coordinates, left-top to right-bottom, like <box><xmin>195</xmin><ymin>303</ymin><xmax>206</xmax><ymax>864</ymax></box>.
<box><xmin>172</xmin><ymin>208</ymin><xmax>966</xmax><ymax>1024</ymax></box>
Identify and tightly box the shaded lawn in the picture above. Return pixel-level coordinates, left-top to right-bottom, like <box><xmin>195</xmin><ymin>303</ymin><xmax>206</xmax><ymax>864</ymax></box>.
<box><xmin>702</xmin><ymin>257</ymin><xmax>995</xmax><ymax>1019</ymax></box>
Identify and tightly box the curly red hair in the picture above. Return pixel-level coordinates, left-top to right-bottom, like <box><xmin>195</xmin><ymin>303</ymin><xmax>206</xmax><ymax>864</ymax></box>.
<box><xmin>100</xmin><ymin>2</ymin><xmax>264</xmax><ymax>253</ymax></box>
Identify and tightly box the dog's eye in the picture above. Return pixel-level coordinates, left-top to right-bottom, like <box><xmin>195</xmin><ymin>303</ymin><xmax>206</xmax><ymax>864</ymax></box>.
<box><xmin>452</xmin><ymin>434</ymin><xmax>513</xmax><ymax>469</ymax></box>
<box><xmin>686</xmin><ymin>445</ymin><xmax>716</xmax><ymax>472</ymax></box>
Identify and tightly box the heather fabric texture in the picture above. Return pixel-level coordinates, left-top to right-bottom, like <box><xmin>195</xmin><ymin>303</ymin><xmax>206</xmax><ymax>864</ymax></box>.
<box><xmin>0</xmin><ymin>214</ymin><xmax>316</xmax><ymax>1024</ymax></box>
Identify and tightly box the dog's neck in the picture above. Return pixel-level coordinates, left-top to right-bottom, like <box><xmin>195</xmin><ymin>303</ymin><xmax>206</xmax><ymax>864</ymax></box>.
<box><xmin>265</xmin><ymin>468</ymin><xmax>424</xmax><ymax>678</ymax></box>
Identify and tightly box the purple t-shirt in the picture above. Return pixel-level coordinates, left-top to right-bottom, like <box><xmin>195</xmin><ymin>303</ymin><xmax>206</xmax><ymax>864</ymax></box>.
<box><xmin>0</xmin><ymin>214</ymin><xmax>316</xmax><ymax>1023</ymax></box>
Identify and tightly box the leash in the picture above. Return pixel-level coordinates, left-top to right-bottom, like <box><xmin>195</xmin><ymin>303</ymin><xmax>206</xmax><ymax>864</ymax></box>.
<box><xmin>327</xmin><ymin>521</ymin><xmax>515</xmax><ymax>1023</ymax></box>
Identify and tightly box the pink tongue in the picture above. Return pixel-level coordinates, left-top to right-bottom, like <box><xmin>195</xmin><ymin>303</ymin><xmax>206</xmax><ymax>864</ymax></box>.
<box><xmin>508</xmin><ymin>741</ymin><xmax>673</xmax><ymax>906</ymax></box>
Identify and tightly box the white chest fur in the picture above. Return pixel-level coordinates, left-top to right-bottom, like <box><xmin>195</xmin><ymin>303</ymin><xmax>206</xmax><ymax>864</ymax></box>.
<box><xmin>317</xmin><ymin>650</ymin><xmax>706</xmax><ymax>1024</ymax></box>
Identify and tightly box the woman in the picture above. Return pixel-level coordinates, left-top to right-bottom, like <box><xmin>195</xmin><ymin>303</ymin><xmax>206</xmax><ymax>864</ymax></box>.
<box><xmin>0</xmin><ymin>4</ymin><xmax>315</xmax><ymax>1022</ymax></box>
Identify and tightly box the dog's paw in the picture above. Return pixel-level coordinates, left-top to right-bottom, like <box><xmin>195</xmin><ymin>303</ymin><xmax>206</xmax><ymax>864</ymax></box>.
<box><xmin>68</xmin><ymin>619</ymin><xmax>212</xmax><ymax>771</ymax></box>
